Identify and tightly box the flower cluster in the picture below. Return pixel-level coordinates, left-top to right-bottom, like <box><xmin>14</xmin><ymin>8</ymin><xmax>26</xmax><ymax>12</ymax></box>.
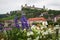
<box><xmin>14</xmin><ymin>15</ymin><xmax>20</xmax><ymax>28</ymax></box>
<box><xmin>26</xmin><ymin>25</ymin><xmax>56</xmax><ymax>40</ymax></box>
<box><xmin>3</xmin><ymin>24</ymin><xmax>57</xmax><ymax>40</ymax></box>
<box><xmin>20</xmin><ymin>15</ymin><xmax>29</xmax><ymax>29</ymax></box>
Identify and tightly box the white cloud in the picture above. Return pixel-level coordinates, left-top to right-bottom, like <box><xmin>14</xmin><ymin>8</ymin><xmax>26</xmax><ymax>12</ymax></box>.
<box><xmin>45</xmin><ymin>0</ymin><xmax>60</xmax><ymax>10</ymax></box>
<box><xmin>0</xmin><ymin>0</ymin><xmax>60</xmax><ymax>14</ymax></box>
<box><xmin>0</xmin><ymin>0</ymin><xmax>26</xmax><ymax>14</ymax></box>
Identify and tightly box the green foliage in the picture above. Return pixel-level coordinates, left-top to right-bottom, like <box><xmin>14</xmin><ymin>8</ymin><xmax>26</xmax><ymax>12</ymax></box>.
<box><xmin>57</xmin><ymin>19</ymin><xmax>60</xmax><ymax>25</ymax></box>
<box><xmin>0</xmin><ymin>12</ymin><xmax>21</xmax><ymax>20</ymax></box>
<box><xmin>47</xmin><ymin>20</ymin><xmax>54</xmax><ymax>25</ymax></box>
<box><xmin>48</xmin><ymin>10</ymin><xmax>60</xmax><ymax>16</ymax></box>
<box><xmin>2</xmin><ymin>15</ymin><xmax>15</xmax><ymax>20</ymax></box>
<box><xmin>0</xmin><ymin>7</ymin><xmax>60</xmax><ymax>21</ymax></box>
<box><xmin>22</xmin><ymin>7</ymin><xmax>47</xmax><ymax>18</ymax></box>
<box><xmin>3</xmin><ymin>27</ymin><xmax>58</xmax><ymax>40</ymax></box>
<box><xmin>3</xmin><ymin>27</ymin><xmax>27</xmax><ymax>40</ymax></box>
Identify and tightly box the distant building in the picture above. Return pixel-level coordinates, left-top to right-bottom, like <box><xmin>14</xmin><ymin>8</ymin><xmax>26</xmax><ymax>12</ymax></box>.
<box><xmin>54</xmin><ymin>15</ymin><xmax>60</xmax><ymax>22</ymax></box>
<box><xmin>21</xmin><ymin>4</ymin><xmax>46</xmax><ymax>10</ymax></box>
<box><xmin>4</xmin><ymin>20</ymin><xmax>14</xmax><ymax>27</ymax></box>
<box><xmin>28</xmin><ymin>17</ymin><xmax>48</xmax><ymax>26</ymax></box>
<box><xmin>39</xmin><ymin>12</ymin><xmax>48</xmax><ymax>17</ymax></box>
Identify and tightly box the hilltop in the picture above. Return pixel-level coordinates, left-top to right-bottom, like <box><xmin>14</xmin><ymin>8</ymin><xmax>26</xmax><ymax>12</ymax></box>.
<box><xmin>0</xmin><ymin>4</ymin><xmax>60</xmax><ymax>22</ymax></box>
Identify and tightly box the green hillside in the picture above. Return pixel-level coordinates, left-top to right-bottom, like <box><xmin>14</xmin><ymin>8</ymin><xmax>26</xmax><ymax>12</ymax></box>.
<box><xmin>0</xmin><ymin>7</ymin><xmax>60</xmax><ymax>21</ymax></box>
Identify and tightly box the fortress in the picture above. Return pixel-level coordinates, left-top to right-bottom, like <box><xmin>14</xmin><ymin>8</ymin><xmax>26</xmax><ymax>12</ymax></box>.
<box><xmin>21</xmin><ymin>4</ymin><xmax>46</xmax><ymax>10</ymax></box>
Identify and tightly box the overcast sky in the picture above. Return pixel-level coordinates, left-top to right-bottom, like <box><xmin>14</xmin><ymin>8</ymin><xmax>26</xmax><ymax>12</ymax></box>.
<box><xmin>0</xmin><ymin>0</ymin><xmax>60</xmax><ymax>14</ymax></box>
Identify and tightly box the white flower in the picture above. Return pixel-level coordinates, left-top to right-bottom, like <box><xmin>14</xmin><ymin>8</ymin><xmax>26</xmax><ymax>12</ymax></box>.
<box><xmin>23</xmin><ymin>29</ymin><xmax>26</xmax><ymax>32</ymax></box>
<box><xmin>27</xmin><ymin>31</ymin><xmax>34</xmax><ymax>36</ymax></box>
<box><xmin>27</xmin><ymin>32</ymin><xmax>30</xmax><ymax>36</ymax></box>
<box><xmin>24</xmin><ymin>29</ymin><xmax>26</xmax><ymax>31</ymax></box>
<box><xmin>27</xmin><ymin>38</ymin><xmax>31</xmax><ymax>40</ymax></box>
<box><xmin>1</xmin><ymin>38</ymin><xmax>4</xmax><ymax>40</ymax></box>
<box><xmin>45</xmin><ymin>31</ymin><xmax>49</xmax><ymax>34</ymax></box>
<box><xmin>42</xmin><ymin>32</ymin><xmax>45</xmax><ymax>36</ymax></box>
<box><xmin>41</xmin><ymin>27</ymin><xmax>44</xmax><ymax>30</ymax></box>
<box><xmin>41</xmin><ymin>30</ymin><xmax>45</xmax><ymax>36</ymax></box>
<box><xmin>41</xmin><ymin>30</ymin><xmax>44</xmax><ymax>33</ymax></box>
<box><xmin>44</xmin><ymin>26</ymin><xmax>47</xmax><ymax>28</ymax></box>
<box><xmin>34</xmin><ymin>36</ymin><xmax>39</xmax><ymax>40</ymax></box>
<box><xmin>40</xmin><ymin>36</ymin><xmax>42</xmax><ymax>38</ymax></box>
<box><xmin>43</xmin><ymin>31</ymin><xmax>48</xmax><ymax>35</ymax></box>
<box><xmin>48</xmin><ymin>28</ymin><xmax>55</xmax><ymax>34</ymax></box>
<box><xmin>41</xmin><ymin>30</ymin><xmax>49</xmax><ymax>36</ymax></box>
<box><xmin>31</xmin><ymin>25</ymin><xmax>40</xmax><ymax>32</ymax></box>
<box><xmin>31</xmin><ymin>25</ymin><xmax>36</xmax><ymax>30</ymax></box>
<box><xmin>37</xmin><ymin>31</ymin><xmax>41</xmax><ymax>34</ymax></box>
<box><xmin>31</xmin><ymin>25</ymin><xmax>36</xmax><ymax>29</ymax></box>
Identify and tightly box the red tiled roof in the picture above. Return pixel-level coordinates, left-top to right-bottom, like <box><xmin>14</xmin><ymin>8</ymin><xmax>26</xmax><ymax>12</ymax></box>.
<box><xmin>28</xmin><ymin>17</ymin><xmax>46</xmax><ymax>21</ymax></box>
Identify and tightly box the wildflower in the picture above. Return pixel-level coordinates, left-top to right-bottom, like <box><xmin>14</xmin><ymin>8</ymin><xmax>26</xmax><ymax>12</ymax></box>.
<box><xmin>4</xmin><ymin>27</ymin><xmax>12</xmax><ymax>30</ymax></box>
<box><xmin>14</xmin><ymin>15</ymin><xmax>20</xmax><ymax>28</ymax></box>
<box><xmin>27</xmin><ymin>31</ymin><xmax>34</xmax><ymax>36</ymax></box>
<box><xmin>20</xmin><ymin>15</ymin><xmax>29</xmax><ymax>29</ymax></box>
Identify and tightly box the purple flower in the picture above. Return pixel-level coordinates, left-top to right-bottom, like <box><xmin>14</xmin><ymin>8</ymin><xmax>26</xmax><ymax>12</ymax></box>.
<box><xmin>20</xmin><ymin>15</ymin><xmax>29</xmax><ymax>29</ymax></box>
<box><xmin>0</xmin><ymin>23</ymin><xmax>4</xmax><ymax>30</ymax></box>
<box><xmin>0</xmin><ymin>23</ymin><xmax>4</xmax><ymax>26</ymax></box>
<box><xmin>4</xmin><ymin>27</ymin><xmax>12</xmax><ymax>30</ymax></box>
<box><xmin>14</xmin><ymin>15</ymin><xmax>20</xmax><ymax>28</ymax></box>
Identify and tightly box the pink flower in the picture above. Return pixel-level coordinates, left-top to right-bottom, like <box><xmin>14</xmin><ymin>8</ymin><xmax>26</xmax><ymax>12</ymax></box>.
<box><xmin>4</xmin><ymin>27</ymin><xmax>12</xmax><ymax>30</ymax></box>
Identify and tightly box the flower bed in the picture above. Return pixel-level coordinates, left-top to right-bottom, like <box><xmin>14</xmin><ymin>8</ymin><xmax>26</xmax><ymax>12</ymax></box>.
<box><xmin>2</xmin><ymin>26</ymin><xmax>60</xmax><ymax>40</ymax></box>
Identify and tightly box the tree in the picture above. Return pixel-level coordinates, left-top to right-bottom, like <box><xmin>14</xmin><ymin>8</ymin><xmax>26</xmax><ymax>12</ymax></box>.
<box><xmin>47</xmin><ymin>20</ymin><xmax>54</xmax><ymax>25</ymax></box>
<box><xmin>57</xmin><ymin>19</ymin><xmax>60</xmax><ymax>25</ymax></box>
